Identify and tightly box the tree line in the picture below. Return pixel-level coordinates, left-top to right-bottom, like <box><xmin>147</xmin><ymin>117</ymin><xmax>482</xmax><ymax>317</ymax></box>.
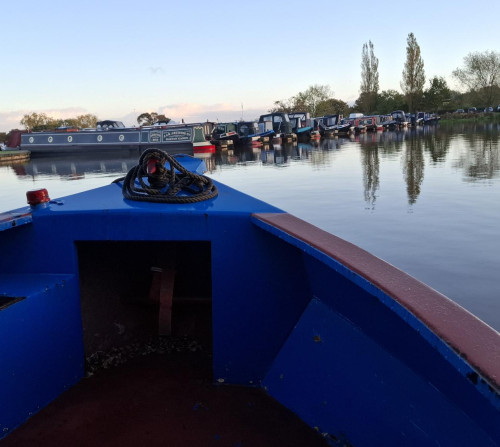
<box><xmin>270</xmin><ymin>33</ymin><xmax>500</xmax><ymax>117</ymax></box>
<box><xmin>18</xmin><ymin>113</ymin><xmax>100</xmax><ymax>132</ymax></box>
<box><xmin>14</xmin><ymin>111</ymin><xmax>172</xmax><ymax>133</ymax></box>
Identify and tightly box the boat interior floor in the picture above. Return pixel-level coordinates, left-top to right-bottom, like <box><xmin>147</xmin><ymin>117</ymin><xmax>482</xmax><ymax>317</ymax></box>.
<box><xmin>1</xmin><ymin>348</ymin><xmax>329</xmax><ymax>447</ymax></box>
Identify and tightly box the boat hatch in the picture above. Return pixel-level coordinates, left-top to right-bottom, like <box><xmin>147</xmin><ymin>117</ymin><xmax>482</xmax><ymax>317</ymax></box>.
<box><xmin>76</xmin><ymin>241</ymin><xmax>213</xmax><ymax>361</ymax></box>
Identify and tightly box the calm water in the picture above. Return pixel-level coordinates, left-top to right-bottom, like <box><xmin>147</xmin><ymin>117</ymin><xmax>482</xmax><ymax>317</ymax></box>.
<box><xmin>1</xmin><ymin>122</ymin><xmax>499</xmax><ymax>331</ymax></box>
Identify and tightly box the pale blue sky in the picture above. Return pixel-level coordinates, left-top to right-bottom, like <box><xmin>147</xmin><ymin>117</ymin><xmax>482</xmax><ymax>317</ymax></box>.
<box><xmin>1</xmin><ymin>0</ymin><xmax>499</xmax><ymax>131</ymax></box>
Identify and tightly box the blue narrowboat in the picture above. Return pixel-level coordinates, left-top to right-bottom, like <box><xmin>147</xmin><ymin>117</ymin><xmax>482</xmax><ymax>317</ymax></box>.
<box><xmin>258</xmin><ymin>113</ymin><xmax>296</xmax><ymax>144</ymax></box>
<box><xmin>336</xmin><ymin>117</ymin><xmax>355</xmax><ymax>135</ymax></box>
<box><xmin>288</xmin><ymin>112</ymin><xmax>320</xmax><ymax>140</ymax></box>
<box><xmin>235</xmin><ymin>121</ymin><xmax>275</xmax><ymax>146</ymax></box>
<box><xmin>0</xmin><ymin>149</ymin><xmax>499</xmax><ymax>446</ymax></box>
<box><xmin>317</xmin><ymin>114</ymin><xmax>342</xmax><ymax>137</ymax></box>
<box><xmin>8</xmin><ymin>120</ymin><xmax>215</xmax><ymax>156</ymax></box>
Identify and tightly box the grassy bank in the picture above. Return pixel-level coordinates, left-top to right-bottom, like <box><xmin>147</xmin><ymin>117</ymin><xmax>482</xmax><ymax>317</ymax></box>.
<box><xmin>439</xmin><ymin>112</ymin><xmax>500</xmax><ymax>124</ymax></box>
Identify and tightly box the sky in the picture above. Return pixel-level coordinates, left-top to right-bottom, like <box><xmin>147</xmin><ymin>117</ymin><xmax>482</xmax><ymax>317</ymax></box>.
<box><xmin>1</xmin><ymin>0</ymin><xmax>499</xmax><ymax>132</ymax></box>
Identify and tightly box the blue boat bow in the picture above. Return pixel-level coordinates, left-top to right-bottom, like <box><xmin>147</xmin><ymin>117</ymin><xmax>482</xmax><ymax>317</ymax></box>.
<box><xmin>0</xmin><ymin>149</ymin><xmax>499</xmax><ymax>446</ymax></box>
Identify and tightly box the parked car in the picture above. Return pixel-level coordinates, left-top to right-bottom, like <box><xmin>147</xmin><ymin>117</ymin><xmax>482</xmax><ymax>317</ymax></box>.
<box><xmin>467</xmin><ymin>107</ymin><xmax>477</xmax><ymax>113</ymax></box>
<box><xmin>487</xmin><ymin>107</ymin><xmax>494</xmax><ymax>112</ymax></box>
<box><xmin>455</xmin><ymin>109</ymin><xmax>465</xmax><ymax>113</ymax></box>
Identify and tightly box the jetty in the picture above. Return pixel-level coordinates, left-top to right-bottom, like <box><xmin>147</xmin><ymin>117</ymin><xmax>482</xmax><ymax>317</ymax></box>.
<box><xmin>0</xmin><ymin>150</ymin><xmax>30</xmax><ymax>164</ymax></box>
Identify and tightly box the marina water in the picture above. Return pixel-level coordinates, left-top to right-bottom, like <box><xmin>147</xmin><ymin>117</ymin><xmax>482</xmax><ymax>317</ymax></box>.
<box><xmin>1</xmin><ymin>122</ymin><xmax>499</xmax><ymax>332</ymax></box>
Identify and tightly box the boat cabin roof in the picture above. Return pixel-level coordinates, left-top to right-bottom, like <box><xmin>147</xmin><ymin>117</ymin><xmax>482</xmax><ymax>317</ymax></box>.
<box><xmin>259</xmin><ymin>113</ymin><xmax>290</xmax><ymax>123</ymax></box>
<box><xmin>288</xmin><ymin>112</ymin><xmax>310</xmax><ymax>120</ymax></box>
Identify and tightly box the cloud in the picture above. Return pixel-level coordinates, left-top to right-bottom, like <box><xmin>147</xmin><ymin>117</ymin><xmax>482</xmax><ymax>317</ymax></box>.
<box><xmin>148</xmin><ymin>66</ymin><xmax>164</xmax><ymax>74</ymax></box>
<box><xmin>0</xmin><ymin>111</ymin><xmax>25</xmax><ymax>132</ymax></box>
<box><xmin>0</xmin><ymin>103</ymin><xmax>271</xmax><ymax>132</ymax></box>
<box><xmin>0</xmin><ymin>107</ymin><xmax>91</xmax><ymax>132</ymax></box>
<box><xmin>116</xmin><ymin>103</ymin><xmax>269</xmax><ymax>127</ymax></box>
<box><xmin>156</xmin><ymin>103</ymin><xmax>268</xmax><ymax>124</ymax></box>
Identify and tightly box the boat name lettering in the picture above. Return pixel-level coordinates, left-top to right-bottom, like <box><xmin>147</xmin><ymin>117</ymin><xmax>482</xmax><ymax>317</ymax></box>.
<box><xmin>162</xmin><ymin>129</ymin><xmax>192</xmax><ymax>141</ymax></box>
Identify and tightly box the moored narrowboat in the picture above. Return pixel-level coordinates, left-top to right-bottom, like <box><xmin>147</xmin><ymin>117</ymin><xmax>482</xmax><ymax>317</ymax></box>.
<box><xmin>258</xmin><ymin>112</ymin><xmax>295</xmax><ymax>144</ymax></box>
<box><xmin>317</xmin><ymin>114</ymin><xmax>342</xmax><ymax>137</ymax></box>
<box><xmin>288</xmin><ymin>112</ymin><xmax>320</xmax><ymax>140</ymax></box>
<box><xmin>210</xmin><ymin>122</ymin><xmax>239</xmax><ymax>147</ymax></box>
<box><xmin>8</xmin><ymin>120</ymin><xmax>214</xmax><ymax>156</ymax></box>
<box><xmin>235</xmin><ymin>121</ymin><xmax>274</xmax><ymax>146</ymax></box>
<box><xmin>336</xmin><ymin>118</ymin><xmax>354</xmax><ymax>135</ymax></box>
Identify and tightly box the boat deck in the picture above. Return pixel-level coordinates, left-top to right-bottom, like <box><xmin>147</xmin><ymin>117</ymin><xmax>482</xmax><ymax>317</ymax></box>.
<box><xmin>1</xmin><ymin>349</ymin><xmax>328</xmax><ymax>446</ymax></box>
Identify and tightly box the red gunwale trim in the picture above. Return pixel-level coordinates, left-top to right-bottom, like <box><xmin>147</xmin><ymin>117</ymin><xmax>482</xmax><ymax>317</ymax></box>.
<box><xmin>253</xmin><ymin>212</ymin><xmax>500</xmax><ymax>391</ymax></box>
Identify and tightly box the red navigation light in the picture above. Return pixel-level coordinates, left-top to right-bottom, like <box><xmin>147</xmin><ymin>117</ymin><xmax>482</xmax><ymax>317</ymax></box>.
<box><xmin>26</xmin><ymin>188</ymin><xmax>50</xmax><ymax>206</ymax></box>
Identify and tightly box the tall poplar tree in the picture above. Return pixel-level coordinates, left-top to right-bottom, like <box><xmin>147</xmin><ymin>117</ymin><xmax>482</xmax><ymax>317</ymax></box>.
<box><xmin>359</xmin><ymin>40</ymin><xmax>380</xmax><ymax>114</ymax></box>
<box><xmin>401</xmin><ymin>33</ymin><xmax>425</xmax><ymax>113</ymax></box>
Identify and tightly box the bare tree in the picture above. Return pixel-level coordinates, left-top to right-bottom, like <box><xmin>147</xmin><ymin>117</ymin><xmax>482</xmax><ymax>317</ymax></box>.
<box><xmin>452</xmin><ymin>50</ymin><xmax>500</xmax><ymax>106</ymax></box>
<box><xmin>269</xmin><ymin>85</ymin><xmax>333</xmax><ymax>116</ymax></box>
<box><xmin>401</xmin><ymin>33</ymin><xmax>425</xmax><ymax>113</ymax></box>
<box><xmin>293</xmin><ymin>85</ymin><xmax>333</xmax><ymax>117</ymax></box>
<box><xmin>359</xmin><ymin>40</ymin><xmax>379</xmax><ymax>114</ymax></box>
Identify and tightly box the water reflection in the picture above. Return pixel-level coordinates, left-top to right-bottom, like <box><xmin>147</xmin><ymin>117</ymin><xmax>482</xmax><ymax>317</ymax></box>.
<box><xmin>4</xmin><ymin>125</ymin><xmax>500</xmax><ymax>207</ymax></box>
<box><xmin>13</xmin><ymin>153</ymin><xmax>138</xmax><ymax>181</ymax></box>
<box><xmin>453</xmin><ymin>124</ymin><xmax>500</xmax><ymax>181</ymax></box>
<box><xmin>402</xmin><ymin>132</ymin><xmax>425</xmax><ymax>205</ymax></box>
<box><xmin>360</xmin><ymin>142</ymin><xmax>379</xmax><ymax>209</ymax></box>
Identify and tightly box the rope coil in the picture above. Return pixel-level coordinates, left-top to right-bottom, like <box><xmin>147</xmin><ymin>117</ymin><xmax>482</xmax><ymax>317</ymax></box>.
<box><xmin>120</xmin><ymin>148</ymin><xmax>218</xmax><ymax>203</ymax></box>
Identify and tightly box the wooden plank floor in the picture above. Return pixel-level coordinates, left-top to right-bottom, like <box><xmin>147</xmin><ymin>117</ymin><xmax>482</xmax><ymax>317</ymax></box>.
<box><xmin>2</xmin><ymin>350</ymin><xmax>329</xmax><ymax>447</ymax></box>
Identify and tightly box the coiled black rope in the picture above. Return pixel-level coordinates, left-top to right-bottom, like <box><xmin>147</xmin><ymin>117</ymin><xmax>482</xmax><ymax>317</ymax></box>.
<box><xmin>118</xmin><ymin>148</ymin><xmax>218</xmax><ymax>203</ymax></box>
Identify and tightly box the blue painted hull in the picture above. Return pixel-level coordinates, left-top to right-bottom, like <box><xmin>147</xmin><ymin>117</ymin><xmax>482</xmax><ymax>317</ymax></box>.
<box><xmin>296</xmin><ymin>127</ymin><xmax>314</xmax><ymax>139</ymax></box>
<box><xmin>0</xmin><ymin>153</ymin><xmax>499</xmax><ymax>445</ymax></box>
